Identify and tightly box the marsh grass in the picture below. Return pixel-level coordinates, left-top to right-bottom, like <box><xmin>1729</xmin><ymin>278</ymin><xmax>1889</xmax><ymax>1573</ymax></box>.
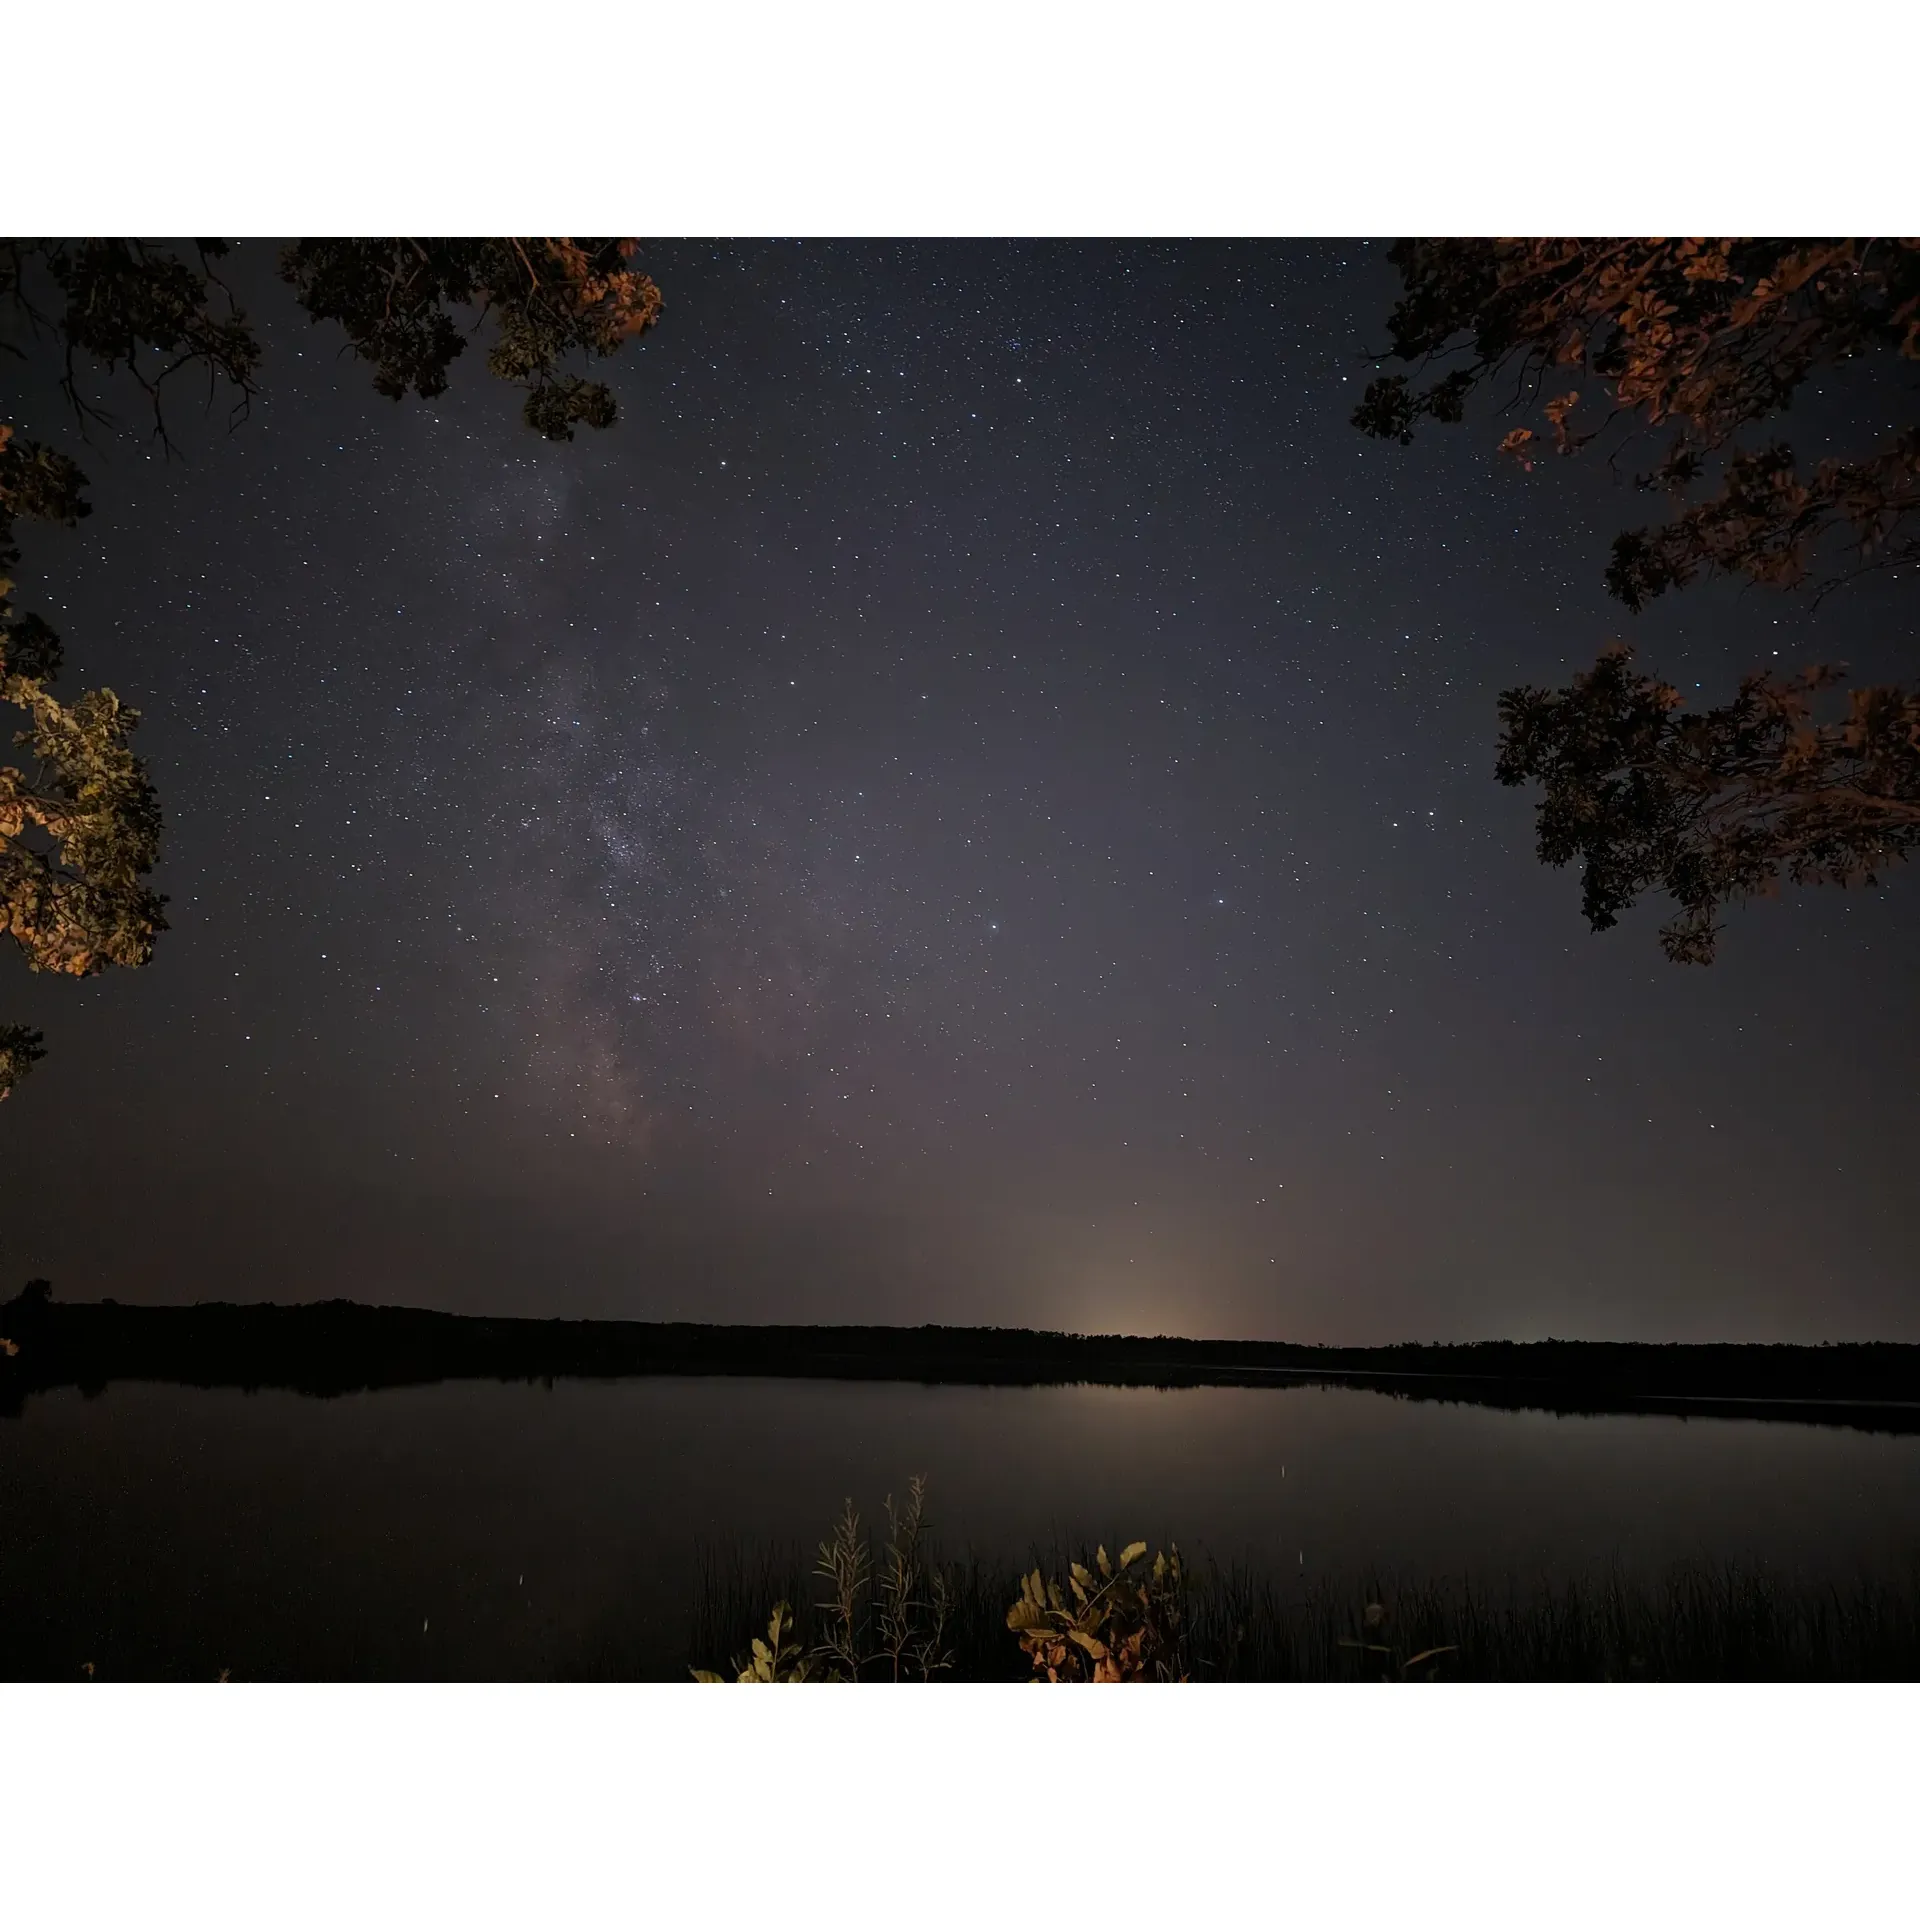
<box><xmin>690</xmin><ymin>1478</ymin><xmax>987</xmax><ymax>1681</ymax></box>
<box><xmin>686</xmin><ymin>1545</ymin><xmax>1920</xmax><ymax>1682</ymax></box>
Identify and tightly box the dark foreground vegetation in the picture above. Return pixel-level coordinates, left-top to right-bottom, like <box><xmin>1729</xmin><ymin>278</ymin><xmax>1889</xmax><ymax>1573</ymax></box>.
<box><xmin>6</xmin><ymin>1282</ymin><xmax>1920</xmax><ymax>1433</ymax></box>
<box><xmin>666</xmin><ymin>1485</ymin><xmax>1920</xmax><ymax>1684</ymax></box>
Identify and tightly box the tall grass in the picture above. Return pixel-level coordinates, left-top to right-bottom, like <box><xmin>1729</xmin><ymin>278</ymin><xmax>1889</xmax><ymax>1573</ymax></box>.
<box><xmin>688</xmin><ymin>1481</ymin><xmax>1023</xmax><ymax>1682</ymax></box>
<box><xmin>686</xmin><ymin>1544</ymin><xmax>1920</xmax><ymax>1682</ymax></box>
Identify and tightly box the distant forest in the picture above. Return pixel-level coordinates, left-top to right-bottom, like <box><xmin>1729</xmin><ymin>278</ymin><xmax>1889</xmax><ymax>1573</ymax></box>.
<box><xmin>4</xmin><ymin>1284</ymin><xmax>1918</xmax><ymax>1433</ymax></box>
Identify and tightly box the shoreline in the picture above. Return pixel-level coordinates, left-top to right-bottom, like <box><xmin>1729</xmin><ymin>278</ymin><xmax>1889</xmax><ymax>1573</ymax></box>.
<box><xmin>7</xmin><ymin>1290</ymin><xmax>1920</xmax><ymax>1433</ymax></box>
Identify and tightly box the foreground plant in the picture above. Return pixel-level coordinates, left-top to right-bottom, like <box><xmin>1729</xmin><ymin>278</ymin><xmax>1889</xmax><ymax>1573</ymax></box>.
<box><xmin>812</xmin><ymin>1498</ymin><xmax>872</xmax><ymax>1681</ymax></box>
<box><xmin>695</xmin><ymin>1476</ymin><xmax>955</xmax><ymax>1683</ymax></box>
<box><xmin>874</xmin><ymin>1476</ymin><xmax>955</xmax><ymax>1681</ymax></box>
<box><xmin>1006</xmin><ymin>1541</ymin><xmax>1189</xmax><ymax>1682</ymax></box>
<box><xmin>690</xmin><ymin>1600</ymin><xmax>820</xmax><ymax>1684</ymax></box>
<box><xmin>1336</xmin><ymin>1599</ymin><xmax>1457</xmax><ymax>1682</ymax></box>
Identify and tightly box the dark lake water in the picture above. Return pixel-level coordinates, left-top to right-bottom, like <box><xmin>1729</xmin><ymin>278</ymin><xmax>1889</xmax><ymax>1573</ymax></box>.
<box><xmin>6</xmin><ymin>1376</ymin><xmax>1919</xmax><ymax>1679</ymax></box>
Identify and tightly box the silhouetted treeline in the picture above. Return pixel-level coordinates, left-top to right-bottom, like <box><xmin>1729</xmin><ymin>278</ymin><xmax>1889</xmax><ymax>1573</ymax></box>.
<box><xmin>5</xmin><ymin>1282</ymin><xmax>1920</xmax><ymax>1432</ymax></box>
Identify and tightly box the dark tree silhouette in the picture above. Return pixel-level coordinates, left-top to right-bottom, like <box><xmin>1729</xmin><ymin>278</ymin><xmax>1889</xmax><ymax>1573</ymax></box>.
<box><xmin>1496</xmin><ymin>647</ymin><xmax>1920</xmax><ymax>964</ymax></box>
<box><xmin>1356</xmin><ymin>238</ymin><xmax>1920</xmax><ymax>961</ymax></box>
<box><xmin>278</xmin><ymin>240</ymin><xmax>661</xmax><ymax>440</ymax></box>
<box><xmin>0</xmin><ymin>239</ymin><xmax>661</xmax><ymax>1097</ymax></box>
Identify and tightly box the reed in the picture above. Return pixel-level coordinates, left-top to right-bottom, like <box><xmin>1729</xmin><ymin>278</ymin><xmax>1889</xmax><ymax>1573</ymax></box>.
<box><xmin>686</xmin><ymin>1533</ymin><xmax>1920</xmax><ymax>1682</ymax></box>
<box><xmin>690</xmin><ymin>1477</ymin><xmax>969</xmax><ymax>1682</ymax></box>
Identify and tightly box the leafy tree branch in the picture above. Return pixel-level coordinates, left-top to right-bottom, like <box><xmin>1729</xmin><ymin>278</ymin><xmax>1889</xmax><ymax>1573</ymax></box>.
<box><xmin>1356</xmin><ymin>238</ymin><xmax>1920</xmax><ymax>959</ymax></box>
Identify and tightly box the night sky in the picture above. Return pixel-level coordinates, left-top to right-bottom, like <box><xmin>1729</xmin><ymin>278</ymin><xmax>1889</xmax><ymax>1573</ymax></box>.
<box><xmin>6</xmin><ymin>240</ymin><xmax>1916</xmax><ymax>1342</ymax></box>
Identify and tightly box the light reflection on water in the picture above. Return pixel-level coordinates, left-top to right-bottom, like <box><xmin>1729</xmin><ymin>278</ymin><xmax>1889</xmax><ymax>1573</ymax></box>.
<box><xmin>4</xmin><ymin>1375</ymin><xmax>1918</xmax><ymax>1678</ymax></box>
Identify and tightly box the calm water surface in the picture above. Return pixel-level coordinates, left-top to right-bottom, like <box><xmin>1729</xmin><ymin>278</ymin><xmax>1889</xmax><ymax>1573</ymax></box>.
<box><xmin>5</xmin><ymin>1377</ymin><xmax>1919</xmax><ymax>1678</ymax></box>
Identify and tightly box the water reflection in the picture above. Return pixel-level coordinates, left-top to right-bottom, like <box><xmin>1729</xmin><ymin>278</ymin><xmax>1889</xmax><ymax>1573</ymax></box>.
<box><xmin>4</xmin><ymin>1376</ymin><xmax>1918</xmax><ymax>1679</ymax></box>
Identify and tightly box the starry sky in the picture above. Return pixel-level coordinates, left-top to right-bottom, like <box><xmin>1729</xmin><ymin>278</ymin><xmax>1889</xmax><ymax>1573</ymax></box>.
<box><xmin>5</xmin><ymin>240</ymin><xmax>1916</xmax><ymax>1341</ymax></box>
